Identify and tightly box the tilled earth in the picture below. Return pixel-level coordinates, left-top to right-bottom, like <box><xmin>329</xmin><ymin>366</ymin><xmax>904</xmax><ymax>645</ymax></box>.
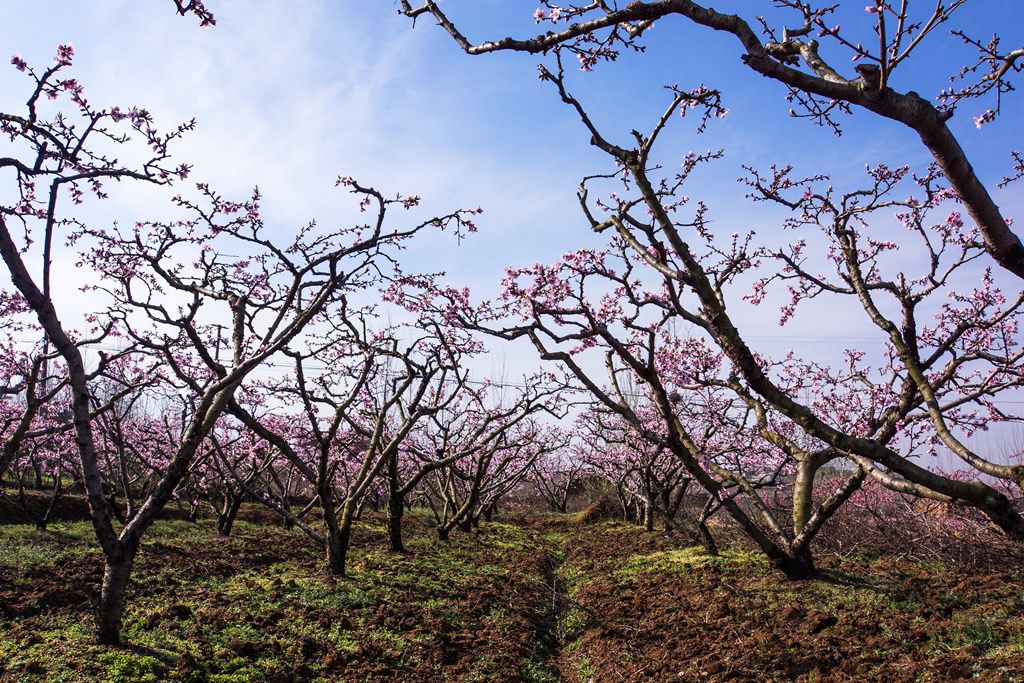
<box><xmin>547</xmin><ymin>519</ymin><xmax>1024</xmax><ymax>683</ymax></box>
<box><xmin>1</xmin><ymin>509</ymin><xmax>1023</xmax><ymax>682</ymax></box>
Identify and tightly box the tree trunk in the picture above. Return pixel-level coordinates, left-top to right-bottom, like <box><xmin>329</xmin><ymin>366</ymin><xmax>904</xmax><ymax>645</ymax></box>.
<box><xmin>386</xmin><ymin>455</ymin><xmax>404</xmax><ymax>552</ymax></box>
<box><xmin>96</xmin><ymin>548</ymin><xmax>137</xmax><ymax>645</ymax></box>
<box><xmin>437</xmin><ymin>525</ymin><xmax>450</xmax><ymax>541</ymax></box>
<box><xmin>792</xmin><ymin>459</ymin><xmax>817</xmax><ymax>536</ymax></box>
<box><xmin>774</xmin><ymin>548</ymin><xmax>816</xmax><ymax>581</ymax></box>
<box><xmin>697</xmin><ymin>497</ymin><xmax>719</xmax><ymax>556</ymax></box>
<box><xmin>326</xmin><ymin>523</ymin><xmax>350</xmax><ymax>577</ymax></box>
<box><xmin>387</xmin><ymin>488</ymin><xmax>405</xmax><ymax>553</ymax></box>
<box><xmin>217</xmin><ymin>495</ymin><xmax>242</xmax><ymax>537</ymax></box>
<box><xmin>697</xmin><ymin>517</ymin><xmax>719</xmax><ymax>556</ymax></box>
<box><xmin>36</xmin><ymin>475</ymin><xmax>63</xmax><ymax>532</ymax></box>
<box><xmin>320</xmin><ymin>487</ymin><xmax>349</xmax><ymax>576</ymax></box>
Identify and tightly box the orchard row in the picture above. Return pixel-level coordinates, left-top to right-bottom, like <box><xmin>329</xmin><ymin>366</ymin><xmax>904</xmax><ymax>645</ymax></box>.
<box><xmin>2</xmin><ymin>0</ymin><xmax>1023</xmax><ymax>648</ymax></box>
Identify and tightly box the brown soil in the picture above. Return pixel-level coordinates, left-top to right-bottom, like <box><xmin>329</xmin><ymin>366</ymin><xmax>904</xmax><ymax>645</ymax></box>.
<box><xmin>2</xmin><ymin>512</ymin><xmax>1023</xmax><ymax>682</ymax></box>
<box><xmin>551</xmin><ymin>521</ymin><xmax>1024</xmax><ymax>683</ymax></box>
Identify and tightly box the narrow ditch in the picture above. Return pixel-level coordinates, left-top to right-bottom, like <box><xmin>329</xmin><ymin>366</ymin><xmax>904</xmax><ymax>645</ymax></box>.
<box><xmin>528</xmin><ymin>530</ymin><xmax>574</xmax><ymax>683</ymax></box>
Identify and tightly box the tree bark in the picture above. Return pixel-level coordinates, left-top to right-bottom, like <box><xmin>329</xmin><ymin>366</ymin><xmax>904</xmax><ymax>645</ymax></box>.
<box><xmin>386</xmin><ymin>454</ymin><xmax>405</xmax><ymax>552</ymax></box>
<box><xmin>774</xmin><ymin>548</ymin><xmax>816</xmax><ymax>581</ymax></box>
<box><xmin>217</xmin><ymin>495</ymin><xmax>242</xmax><ymax>536</ymax></box>
<box><xmin>96</xmin><ymin>548</ymin><xmax>137</xmax><ymax>645</ymax></box>
<box><xmin>792</xmin><ymin>459</ymin><xmax>817</xmax><ymax>536</ymax></box>
<box><xmin>697</xmin><ymin>517</ymin><xmax>718</xmax><ymax>556</ymax></box>
<box><xmin>321</xmin><ymin>488</ymin><xmax>349</xmax><ymax>576</ymax></box>
<box><xmin>387</xmin><ymin>489</ymin><xmax>405</xmax><ymax>553</ymax></box>
<box><xmin>32</xmin><ymin>460</ymin><xmax>43</xmax><ymax>490</ymax></box>
<box><xmin>326</xmin><ymin>523</ymin><xmax>350</xmax><ymax>577</ymax></box>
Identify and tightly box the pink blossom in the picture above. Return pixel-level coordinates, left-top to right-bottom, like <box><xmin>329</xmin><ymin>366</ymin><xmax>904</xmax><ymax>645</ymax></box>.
<box><xmin>973</xmin><ymin>109</ymin><xmax>996</xmax><ymax>129</ymax></box>
<box><xmin>55</xmin><ymin>44</ymin><xmax>74</xmax><ymax>66</ymax></box>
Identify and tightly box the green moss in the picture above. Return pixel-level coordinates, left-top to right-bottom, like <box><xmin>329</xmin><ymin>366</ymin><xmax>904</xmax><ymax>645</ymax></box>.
<box><xmin>559</xmin><ymin>563</ymin><xmax>590</xmax><ymax>637</ymax></box>
<box><xmin>98</xmin><ymin>651</ymin><xmax>167</xmax><ymax>683</ymax></box>
<box><xmin>354</xmin><ymin>521</ymin><xmax>387</xmax><ymax>534</ymax></box>
<box><xmin>616</xmin><ymin>546</ymin><xmax>766</xmax><ymax>578</ymax></box>
<box><xmin>542</xmin><ymin>531</ymin><xmax>568</xmax><ymax>546</ymax></box>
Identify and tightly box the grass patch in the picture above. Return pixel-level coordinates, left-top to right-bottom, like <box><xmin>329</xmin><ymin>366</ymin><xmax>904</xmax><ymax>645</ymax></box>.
<box><xmin>616</xmin><ymin>546</ymin><xmax>766</xmax><ymax>578</ymax></box>
<box><xmin>576</xmin><ymin>656</ymin><xmax>597</xmax><ymax>682</ymax></box>
<box><xmin>523</xmin><ymin>658</ymin><xmax>560</xmax><ymax>683</ymax></box>
<box><xmin>98</xmin><ymin>651</ymin><xmax>167</xmax><ymax>683</ymax></box>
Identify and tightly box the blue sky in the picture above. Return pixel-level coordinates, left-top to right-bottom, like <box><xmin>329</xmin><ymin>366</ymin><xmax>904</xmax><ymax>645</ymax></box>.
<box><xmin>1</xmin><ymin>1</ymin><xmax>1022</xmax><ymax>415</ymax></box>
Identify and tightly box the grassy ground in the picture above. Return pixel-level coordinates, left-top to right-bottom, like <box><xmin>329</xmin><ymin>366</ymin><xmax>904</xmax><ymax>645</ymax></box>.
<box><xmin>1</xmin><ymin>509</ymin><xmax>1023</xmax><ymax>682</ymax></box>
<box><xmin>0</xmin><ymin>511</ymin><xmax>562</xmax><ymax>682</ymax></box>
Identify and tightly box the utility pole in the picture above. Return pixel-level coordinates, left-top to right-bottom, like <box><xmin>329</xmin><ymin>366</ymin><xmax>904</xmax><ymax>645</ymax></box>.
<box><xmin>213</xmin><ymin>324</ymin><xmax>225</xmax><ymax>362</ymax></box>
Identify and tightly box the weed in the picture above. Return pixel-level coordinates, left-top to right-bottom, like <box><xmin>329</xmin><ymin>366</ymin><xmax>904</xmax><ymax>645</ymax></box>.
<box><xmin>616</xmin><ymin>546</ymin><xmax>765</xmax><ymax>579</ymax></box>
<box><xmin>523</xmin><ymin>658</ymin><xmax>559</xmax><ymax>683</ymax></box>
<box><xmin>98</xmin><ymin>651</ymin><xmax>167</xmax><ymax>683</ymax></box>
<box><xmin>576</xmin><ymin>656</ymin><xmax>597</xmax><ymax>682</ymax></box>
